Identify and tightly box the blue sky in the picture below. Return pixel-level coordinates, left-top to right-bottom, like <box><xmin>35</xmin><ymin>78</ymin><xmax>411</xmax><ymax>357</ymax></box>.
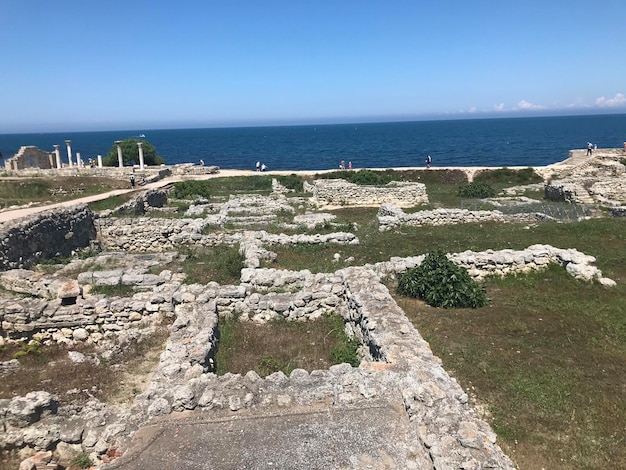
<box><xmin>1</xmin><ymin>0</ymin><xmax>626</xmax><ymax>133</ymax></box>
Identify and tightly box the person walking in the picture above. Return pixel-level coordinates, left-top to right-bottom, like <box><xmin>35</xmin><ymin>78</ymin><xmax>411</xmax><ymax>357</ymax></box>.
<box><xmin>256</xmin><ymin>161</ymin><xmax>261</xmax><ymax>172</ymax></box>
<box><xmin>425</xmin><ymin>155</ymin><xmax>432</xmax><ymax>169</ymax></box>
<box><xmin>129</xmin><ymin>174</ymin><xmax>136</xmax><ymax>189</ymax></box>
<box><xmin>587</xmin><ymin>142</ymin><xmax>593</xmax><ymax>156</ymax></box>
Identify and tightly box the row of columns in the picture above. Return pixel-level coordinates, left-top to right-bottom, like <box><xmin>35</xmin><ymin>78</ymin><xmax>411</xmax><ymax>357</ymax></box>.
<box><xmin>53</xmin><ymin>140</ymin><xmax>145</xmax><ymax>170</ymax></box>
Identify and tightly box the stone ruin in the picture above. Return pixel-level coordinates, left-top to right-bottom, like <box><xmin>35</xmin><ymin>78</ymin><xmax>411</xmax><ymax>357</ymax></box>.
<box><xmin>544</xmin><ymin>149</ymin><xmax>626</xmax><ymax>206</ymax></box>
<box><xmin>4</xmin><ymin>147</ymin><xmax>56</xmax><ymax>171</ymax></box>
<box><xmin>0</xmin><ymin>174</ymin><xmax>620</xmax><ymax>469</ymax></box>
<box><xmin>306</xmin><ymin>178</ymin><xmax>429</xmax><ymax>207</ymax></box>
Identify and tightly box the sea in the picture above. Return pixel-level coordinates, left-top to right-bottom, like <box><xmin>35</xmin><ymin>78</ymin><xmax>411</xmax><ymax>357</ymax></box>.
<box><xmin>1</xmin><ymin>114</ymin><xmax>625</xmax><ymax>171</ymax></box>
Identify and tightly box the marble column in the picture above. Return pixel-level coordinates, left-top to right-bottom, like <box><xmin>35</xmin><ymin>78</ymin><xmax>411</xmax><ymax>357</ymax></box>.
<box><xmin>97</xmin><ymin>154</ymin><xmax>103</xmax><ymax>168</ymax></box>
<box><xmin>76</xmin><ymin>152</ymin><xmax>82</xmax><ymax>167</ymax></box>
<box><xmin>65</xmin><ymin>140</ymin><xmax>73</xmax><ymax>167</ymax></box>
<box><xmin>115</xmin><ymin>141</ymin><xmax>124</xmax><ymax>168</ymax></box>
<box><xmin>137</xmin><ymin>142</ymin><xmax>145</xmax><ymax>170</ymax></box>
<box><xmin>53</xmin><ymin>145</ymin><xmax>62</xmax><ymax>169</ymax></box>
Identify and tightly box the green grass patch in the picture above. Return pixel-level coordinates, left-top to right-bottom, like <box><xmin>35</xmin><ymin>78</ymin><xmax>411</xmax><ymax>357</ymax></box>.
<box><xmin>181</xmin><ymin>175</ymin><xmax>273</xmax><ymax>198</ymax></box>
<box><xmin>474</xmin><ymin>167</ymin><xmax>544</xmax><ymax>185</ymax></box>
<box><xmin>89</xmin><ymin>284</ymin><xmax>135</xmax><ymax>297</ymax></box>
<box><xmin>0</xmin><ymin>176</ymin><xmax>130</xmax><ymax>209</ymax></box>
<box><xmin>181</xmin><ymin>245</ymin><xmax>244</xmax><ymax>285</ymax></box>
<box><xmin>215</xmin><ymin>312</ymin><xmax>359</xmax><ymax>376</ymax></box>
<box><xmin>88</xmin><ymin>194</ymin><xmax>134</xmax><ymax>211</ymax></box>
<box><xmin>397</xmin><ymin>259</ymin><xmax>626</xmax><ymax>470</ymax></box>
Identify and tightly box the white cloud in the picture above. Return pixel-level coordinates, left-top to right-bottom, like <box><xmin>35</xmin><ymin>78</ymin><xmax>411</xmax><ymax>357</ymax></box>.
<box><xmin>515</xmin><ymin>100</ymin><xmax>546</xmax><ymax>110</ymax></box>
<box><xmin>595</xmin><ymin>93</ymin><xmax>625</xmax><ymax>107</ymax></box>
<box><xmin>493</xmin><ymin>103</ymin><xmax>506</xmax><ymax>111</ymax></box>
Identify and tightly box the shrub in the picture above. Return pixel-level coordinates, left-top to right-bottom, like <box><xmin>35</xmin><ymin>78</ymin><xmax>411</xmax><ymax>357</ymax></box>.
<box><xmin>71</xmin><ymin>452</ymin><xmax>94</xmax><ymax>469</ymax></box>
<box><xmin>397</xmin><ymin>251</ymin><xmax>488</xmax><ymax>308</ymax></box>
<box><xmin>459</xmin><ymin>181</ymin><xmax>496</xmax><ymax>198</ymax></box>
<box><xmin>276</xmin><ymin>174</ymin><xmax>304</xmax><ymax>192</ymax></box>
<box><xmin>316</xmin><ymin>169</ymin><xmax>392</xmax><ymax>186</ymax></box>
<box><xmin>172</xmin><ymin>180</ymin><xmax>211</xmax><ymax>199</ymax></box>
<box><xmin>474</xmin><ymin>167</ymin><xmax>543</xmax><ymax>185</ymax></box>
<box><xmin>13</xmin><ymin>341</ymin><xmax>43</xmax><ymax>360</ymax></box>
<box><xmin>347</xmin><ymin>170</ymin><xmax>392</xmax><ymax>186</ymax></box>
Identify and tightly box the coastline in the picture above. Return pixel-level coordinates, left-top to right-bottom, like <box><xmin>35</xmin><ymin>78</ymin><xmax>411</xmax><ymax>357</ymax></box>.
<box><xmin>0</xmin><ymin>147</ymin><xmax>617</xmax><ymax>223</ymax></box>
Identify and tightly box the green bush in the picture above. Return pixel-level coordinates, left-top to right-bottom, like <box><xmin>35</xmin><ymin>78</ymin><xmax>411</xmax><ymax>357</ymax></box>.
<box><xmin>474</xmin><ymin>167</ymin><xmax>542</xmax><ymax>185</ymax></box>
<box><xmin>317</xmin><ymin>169</ymin><xmax>392</xmax><ymax>186</ymax></box>
<box><xmin>459</xmin><ymin>181</ymin><xmax>496</xmax><ymax>198</ymax></box>
<box><xmin>276</xmin><ymin>174</ymin><xmax>304</xmax><ymax>192</ymax></box>
<box><xmin>172</xmin><ymin>180</ymin><xmax>212</xmax><ymax>199</ymax></box>
<box><xmin>397</xmin><ymin>251</ymin><xmax>488</xmax><ymax>308</ymax></box>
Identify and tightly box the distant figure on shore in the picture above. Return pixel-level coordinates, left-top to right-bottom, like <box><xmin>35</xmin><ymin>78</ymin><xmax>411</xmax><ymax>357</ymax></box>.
<box><xmin>199</xmin><ymin>159</ymin><xmax>204</xmax><ymax>166</ymax></box>
<box><xmin>256</xmin><ymin>161</ymin><xmax>261</xmax><ymax>172</ymax></box>
<box><xmin>261</xmin><ymin>163</ymin><xmax>267</xmax><ymax>172</ymax></box>
<box><xmin>587</xmin><ymin>142</ymin><xmax>593</xmax><ymax>156</ymax></box>
<box><xmin>348</xmin><ymin>161</ymin><xmax>352</xmax><ymax>170</ymax></box>
<box><xmin>426</xmin><ymin>155</ymin><xmax>432</xmax><ymax>169</ymax></box>
<box><xmin>129</xmin><ymin>174</ymin><xmax>136</xmax><ymax>189</ymax></box>
<box><xmin>340</xmin><ymin>160</ymin><xmax>345</xmax><ymax>170</ymax></box>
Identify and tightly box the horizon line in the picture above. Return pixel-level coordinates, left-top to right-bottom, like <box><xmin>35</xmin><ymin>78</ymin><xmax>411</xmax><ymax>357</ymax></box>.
<box><xmin>2</xmin><ymin>109</ymin><xmax>626</xmax><ymax>136</ymax></box>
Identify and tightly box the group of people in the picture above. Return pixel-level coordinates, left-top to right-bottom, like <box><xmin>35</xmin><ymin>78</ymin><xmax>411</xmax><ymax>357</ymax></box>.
<box><xmin>586</xmin><ymin>142</ymin><xmax>597</xmax><ymax>156</ymax></box>
<box><xmin>339</xmin><ymin>160</ymin><xmax>353</xmax><ymax>170</ymax></box>
<box><xmin>255</xmin><ymin>161</ymin><xmax>267</xmax><ymax>172</ymax></box>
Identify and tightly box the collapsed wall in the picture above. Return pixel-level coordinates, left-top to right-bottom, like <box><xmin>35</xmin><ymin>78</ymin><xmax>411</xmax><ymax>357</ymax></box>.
<box><xmin>0</xmin><ymin>205</ymin><xmax>96</xmax><ymax>270</ymax></box>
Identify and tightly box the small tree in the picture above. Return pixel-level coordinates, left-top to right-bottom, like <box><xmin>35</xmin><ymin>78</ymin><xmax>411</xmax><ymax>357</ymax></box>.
<box><xmin>397</xmin><ymin>250</ymin><xmax>488</xmax><ymax>308</ymax></box>
<box><xmin>103</xmin><ymin>138</ymin><xmax>164</xmax><ymax>167</ymax></box>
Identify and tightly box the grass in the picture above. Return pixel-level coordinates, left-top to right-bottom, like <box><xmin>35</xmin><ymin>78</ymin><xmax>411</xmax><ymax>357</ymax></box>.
<box><xmin>0</xmin><ymin>176</ymin><xmax>129</xmax><ymax>209</ymax></box>
<box><xmin>0</xmin><ymin>320</ymin><xmax>171</xmax><ymax>404</ymax></box>
<box><xmin>88</xmin><ymin>284</ymin><xmax>136</xmax><ymax>297</ymax></box>
<box><xmin>396</xmin><ymin>262</ymin><xmax>626</xmax><ymax>469</ymax></box>
<box><xmin>180</xmin><ymin>245</ymin><xmax>244</xmax><ymax>285</ymax></box>
<box><xmin>88</xmin><ymin>193</ymin><xmax>135</xmax><ymax>211</ymax></box>
<box><xmin>173</xmin><ymin>175</ymin><xmax>274</xmax><ymax>198</ymax></box>
<box><xmin>215</xmin><ymin>312</ymin><xmax>359</xmax><ymax>376</ymax></box>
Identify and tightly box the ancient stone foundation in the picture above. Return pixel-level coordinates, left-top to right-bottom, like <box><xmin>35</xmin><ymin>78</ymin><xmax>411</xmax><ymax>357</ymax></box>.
<box><xmin>308</xmin><ymin>179</ymin><xmax>428</xmax><ymax>207</ymax></box>
<box><xmin>377</xmin><ymin>203</ymin><xmax>552</xmax><ymax>230</ymax></box>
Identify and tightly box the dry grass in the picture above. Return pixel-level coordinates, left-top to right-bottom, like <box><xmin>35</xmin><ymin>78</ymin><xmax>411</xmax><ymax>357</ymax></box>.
<box><xmin>0</xmin><ymin>322</ymin><xmax>171</xmax><ymax>406</ymax></box>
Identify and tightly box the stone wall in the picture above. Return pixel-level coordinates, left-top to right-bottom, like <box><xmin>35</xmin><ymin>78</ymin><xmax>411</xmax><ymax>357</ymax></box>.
<box><xmin>378</xmin><ymin>203</ymin><xmax>552</xmax><ymax>230</ymax></box>
<box><xmin>310</xmin><ymin>179</ymin><xmax>428</xmax><ymax>207</ymax></box>
<box><xmin>368</xmin><ymin>243</ymin><xmax>615</xmax><ymax>285</ymax></box>
<box><xmin>0</xmin><ymin>205</ymin><xmax>96</xmax><ymax>270</ymax></box>
<box><xmin>4</xmin><ymin>146</ymin><xmax>55</xmax><ymax>170</ymax></box>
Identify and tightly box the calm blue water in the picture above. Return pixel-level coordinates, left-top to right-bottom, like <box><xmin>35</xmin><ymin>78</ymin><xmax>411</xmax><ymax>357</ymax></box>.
<box><xmin>1</xmin><ymin>114</ymin><xmax>625</xmax><ymax>171</ymax></box>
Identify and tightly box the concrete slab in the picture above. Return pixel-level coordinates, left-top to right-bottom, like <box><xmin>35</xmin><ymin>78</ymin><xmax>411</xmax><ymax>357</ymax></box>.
<box><xmin>106</xmin><ymin>403</ymin><xmax>432</xmax><ymax>470</ymax></box>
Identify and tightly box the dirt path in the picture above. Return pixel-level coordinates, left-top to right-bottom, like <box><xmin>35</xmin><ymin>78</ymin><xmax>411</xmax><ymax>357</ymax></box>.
<box><xmin>0</xmin><ymin>165</ymin><xmax>553</xmax><ymax>224</ymax></box>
